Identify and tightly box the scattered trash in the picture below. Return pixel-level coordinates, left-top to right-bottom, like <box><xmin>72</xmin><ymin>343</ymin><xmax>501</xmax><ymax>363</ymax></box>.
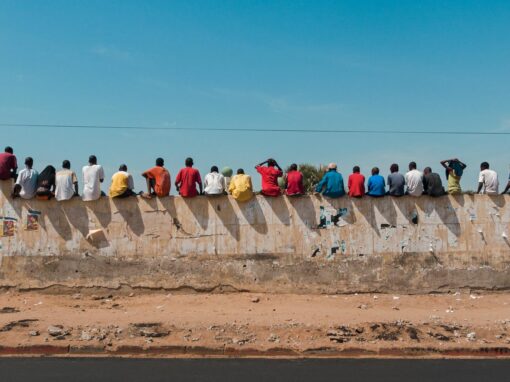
<box><xmin>47</xmin><ymin>325</ymin><xmax>68</xmax><ymax>338</ymax></box>
<box><xmin>1</xmin><ymin>319</ymin><xmax>38</xmax><ymax>332</ymax></box>
<box><xmin>28</xmin><ymin>330</ymin><xmax>40</xmax><ymax>337</ymax></box>
<box><xmin>0</xmin><ymin>307</ymin><xmax>20</xmax><ymax>314</ymax></box>
<box><xmin>251</xmin><ymin>297</ymin><xmax>260</xmax><ymax>303</ymax></box>
<box><xmin>467</xmin><ymin>332</ymin><xmax>476</xmax><ymax>341</ymax></box>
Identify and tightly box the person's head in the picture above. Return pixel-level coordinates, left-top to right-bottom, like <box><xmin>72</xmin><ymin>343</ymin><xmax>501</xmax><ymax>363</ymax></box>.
<box><xmin>424</xmin><ymin>167</ymin><xmax>432</xmax><ymax>175</ymax></box>
<box><xmin>62</xmin><ymin>160</ymin><xmax>71</xmax><ymax>169</ymax></box>
<box><xmin>371</xmin><ymin>167</ymin><xmax>379</xmax><ymax>175</ymax></box>
<box><xmin>119</xmin><ymin>164</ymin><xmax>128</xmax><ymax>172</ymax></box>
<box><xmin>25</xmin><ymin>157</ymin><xmax>33</xmax><ymax>168</ymax></box>
<box><xmin>267</xmin><ymin>158</ymin><xmax>276</xmax><ymax>167</ymax></box>
<box><xmin>480</xmin><ymin>161</ymin><xmax>490</xmax><ymax>170</ymax></box>
<box><xmin>4</xmin><ymin>146</ymin><xmax>13</xmax><ymax>154</ymax></box>
<box><xmin>289</xmin><ymin>163</ymin><xmax>298</xmax><ymax>171</ymax></box>
<box><xmin>409</xmin><ymin>161</ymin><xmax>417</xmax><ymax>170</ymax></box>
<box><xmin>327</xmin><ymin>163</ymin><xmax>337</xmax><ymax>171</ymax></box>
<box><xmin>155</xmin><ymin>157</ymin><xmax>164</xmax><ymax>167</ymax></box>
<box><xmin>237</xmin><ymin>168</ymin><xmax>245</xmax><ymax>175</ymax></box>
<box><xmin>185</xmin><ymin>157</ymin><xmax>193</xmax><ymax>167</ymax></box>
<box><xmin>353</xmin><ymin>166</ymin><xmax>360</xmax><ymax>173</ymax></box>
<box><xmin>88</xmin><ymin>155</ymin><xmax>97</xmax><ymax>165</ymax></box>
<box><xmin>390</xmin><ymin>163</ymin><xmax>399</xmax><ymax>173</ymax></box>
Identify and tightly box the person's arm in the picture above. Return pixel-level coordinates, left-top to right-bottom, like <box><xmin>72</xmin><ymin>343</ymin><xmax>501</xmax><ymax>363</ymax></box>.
<box><xmin>502</xmin><ymin>181</ymin><xmax>510</xmax><ymax>194</ymax></box>
<box><xmin>274</xmin><ymin>161</ymin><xmax>282</xmax><ymax>172</ymax></box>
<box><xmin>477</xmin><ymin>172</ymin><xmax>484</xmax><ymax>194</ymax></box>
<box><xmin>228</xmin><ymin>176</ymin><xmax>235</xmax><ymax>194</ymax></box>
<box><xmin>174</xmin><ymin>170</ymin><xmax>181</xmax><ymax>192</ymax></box>
<box><xmin>440</xmin><ymin>159</ymin><xmax>452</xmax><ymax>171</ymax></box>
<box><xmin>98</xmin><ymin>166</ymin><xmax>104</xmax><ymax>183</ymax></box>
<box><xmin>315</xmin><ymin>174</ymin><xmax>327</xmax><ymax>193</ymax></box>
<box><xmin>457</xmin><ymin>159</ymin><xmax>467</xmax><ymax>169</ymax></box>
<box><xmin>255</xmin><ymin>160</ymin><xmax>268</xmax><ymax>169</ymax></box>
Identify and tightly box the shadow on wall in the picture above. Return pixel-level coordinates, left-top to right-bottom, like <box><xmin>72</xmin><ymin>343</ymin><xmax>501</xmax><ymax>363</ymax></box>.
<box><xmin>208</xmin><ymin>195</ymin><xmax>240</xmax><ymax>241</ymax></box>
<box><xmin>369</xmin><ymin>196</ymin><xmax>399</xmax><ymax>237</ymax></box>
<box><xmin>85</xmin><ymin>197</ymin><xmax>112</xmax><ymax>228</ymax></box>
<box><xmin>44</xmin><ymin>201</ymin><xmax>73</xmax><ymax>241</ymax></box>
<box><xmin>267</xmin><ymin>195</ymin><xmax>291</xmax><ymax>225</ymax></box>
<box><xmin>238</xmin><ymin>197</ymin><xmax>268</xmax><ymax>234</ymax></box>
<box><xmin>61</xmin><ymin>198</ymin><xmax>89</xmax><ymax>238</ymax></box>
<box><xmin>112</xmin><ymin>197</ymin><xmax>145</xmax><ymax>237</ymax></box>
<box><xmin>433</xmin><ymin>194</ymin><xmax>461</xmax><ymax>238</ymax></box>
<box><xmin>182</xmin><ymin>196</ymin><xmax>210</xmax><ymax>232</ymax></box>
<box><xmin>287</xmin><ymin>195</ymin><xmax>315</xmax><ymax>227</ymax></box>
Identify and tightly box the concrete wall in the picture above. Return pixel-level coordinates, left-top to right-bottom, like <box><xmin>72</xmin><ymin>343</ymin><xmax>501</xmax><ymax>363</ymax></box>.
<box><xmin>0</xmin><ymin>180</ymin><xmax>509</xmax><ymax>293</ymax></box>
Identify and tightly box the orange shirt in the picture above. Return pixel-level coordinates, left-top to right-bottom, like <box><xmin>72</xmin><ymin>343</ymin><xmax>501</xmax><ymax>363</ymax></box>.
<box><xmin>143</xmin><ymin>166</ymin><xmax>171</xmax><ymax>197</ymax></box>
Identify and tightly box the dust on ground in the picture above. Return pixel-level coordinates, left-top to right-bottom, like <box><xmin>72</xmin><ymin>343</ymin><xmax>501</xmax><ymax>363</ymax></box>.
<box><xmin>1</xmin><ymin>291</ymin><xmax>509</xmax><ymax>355</ymax></box>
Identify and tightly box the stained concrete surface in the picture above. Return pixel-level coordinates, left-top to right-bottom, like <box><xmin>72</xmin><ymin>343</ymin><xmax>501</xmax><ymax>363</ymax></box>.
<box><xmin>1</xmin><ymin>178</ymin><xmax>509</xmax><ymax>293</ymax></box>
<box><xmin>1</xmin><ymin>358</ymin><xmax>510</xmax><ymax>382</ymax></box>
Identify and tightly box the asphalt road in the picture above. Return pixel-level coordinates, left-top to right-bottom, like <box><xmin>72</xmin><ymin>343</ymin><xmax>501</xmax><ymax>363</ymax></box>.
<box><xmin>0</xmin><ymin>358</ymin><xmax>509</xmax><ymax>382</ymax></box>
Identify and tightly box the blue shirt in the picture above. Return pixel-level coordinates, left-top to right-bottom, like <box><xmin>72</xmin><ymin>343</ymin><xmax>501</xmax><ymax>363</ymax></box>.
<box><xmin>315</xmin><ymin>170</ymin><xmax>345</xmax><ymax>198</ymax></box>
<box><xmin>367</xmin><ymin>174</ymin><xmax>386</xmax><ymax>196</ymax></box>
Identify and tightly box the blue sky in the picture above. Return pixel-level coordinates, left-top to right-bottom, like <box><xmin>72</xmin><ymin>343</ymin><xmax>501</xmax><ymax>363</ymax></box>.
<box><xmin>1</xmin><ymin>0</ymin><xmax>509</xmax><ymax>191</ymax></box>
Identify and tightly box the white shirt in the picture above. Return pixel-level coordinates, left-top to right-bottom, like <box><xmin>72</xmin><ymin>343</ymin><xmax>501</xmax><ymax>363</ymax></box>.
<box><xmin>15</xmin><ymin>167</ymin><xmax>38</xmax><ymax>199</ymax></box>
<box><xmin>82</xmin><ymin>164</ymin><xmax>105</xmax><ymax>201</ymax></box>
<box><xmin>405</xmin><ymin>169</ymin><xmax>424</xmax><ymax>196</ymax></box>
<box><xmin>478</xmin><ymin>169</ymin><xmax>499</xmax><ymax>194</ymax></box>
<box><xmin>204</xmin><ymin>172</ymin><xmax>225</xmax><ymax>194</ymax></box>
<box><xmin>55</xmin><ymin>169</ymin><xmax>78</xmax><ymax>201</ymax></box>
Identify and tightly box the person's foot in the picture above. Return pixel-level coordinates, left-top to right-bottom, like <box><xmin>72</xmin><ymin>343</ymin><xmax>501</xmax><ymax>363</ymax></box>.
<box><xmin>140</xmin><ymin>192</ymin><xmax>152</xmax><ymax>199</ymax></box>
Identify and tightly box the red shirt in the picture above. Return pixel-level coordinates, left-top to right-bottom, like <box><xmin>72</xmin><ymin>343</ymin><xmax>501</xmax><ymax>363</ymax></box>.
<box><xmin>286</xmin><ymin>170</ymin><xmax>304</xmax><ymax>195</ymax></box>
<box><xmin>0</xmin><ymin>152</ymin><xmax>17</xmax><ymax>180</ymax></box>
<box><xmin>348</xmin><ymin>172</ymin><xmax>365</xmax><ymax>197</ymax></box>
<box><xmin>256</xmin><ymin>165</ymin><xmax>282</xmax><ymax>196</ymax></box>
<box><xmin>175</xmin><ymin>167</ymin><xmax>202</xmax><ymax>197</ymax></box>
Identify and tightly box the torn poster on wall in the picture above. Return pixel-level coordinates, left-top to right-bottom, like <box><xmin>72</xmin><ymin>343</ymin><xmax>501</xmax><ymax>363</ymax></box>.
<box><xmin>318</xmin><ymin>206</ymin><xmax>349</xmax><ymax>229</ymax></box>
<box><xmin>0</xmin><ymin>217</ymin><xmax>17</xmax><ymax>237</ymax></box>
<box><xmin>25</xmin><ymin>209</ymin><xmax>41</xmax><ymax>231</ymax></box>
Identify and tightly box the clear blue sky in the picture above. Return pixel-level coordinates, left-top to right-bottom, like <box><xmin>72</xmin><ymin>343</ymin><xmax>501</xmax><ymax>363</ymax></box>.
<box><xmin>1</xmin><ymin>0</ymin><xmax>509</xmax><ymax>191</ymax></box>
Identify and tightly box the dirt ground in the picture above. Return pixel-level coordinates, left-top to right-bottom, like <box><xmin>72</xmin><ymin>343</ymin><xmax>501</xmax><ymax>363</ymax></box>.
<box><xmin>1</xmin><ymin>290</ymin><xmax>510</xmax><ymax>357</ymax></box>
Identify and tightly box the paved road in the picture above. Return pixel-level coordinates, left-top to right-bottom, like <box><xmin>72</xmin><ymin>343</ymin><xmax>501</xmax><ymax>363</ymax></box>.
<box><xmin>0</xmin><ymin>358</ymin><xmax>509</xmax><ymax>381</ymax></box>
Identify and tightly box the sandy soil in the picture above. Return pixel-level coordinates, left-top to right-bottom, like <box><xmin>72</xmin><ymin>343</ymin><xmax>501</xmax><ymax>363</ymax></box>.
<box><xmin>1</xmin><ymin>291</ymin><xmax>510</xmax><ymax>357</ymax></box>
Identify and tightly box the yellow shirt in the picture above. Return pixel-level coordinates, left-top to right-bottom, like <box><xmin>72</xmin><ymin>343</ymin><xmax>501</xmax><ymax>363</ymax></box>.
<box><xmin>447</xmin><ymin>172</ymin><xmax>461</xmax><ymax>194</ymax></box>
<box><xmin>229</xmin><ymin>174</ymin><xmax>254</xmax><ymax>202</ymax></box>
<box><xmin>109</xmin><ymin>171</ymin><xmax>134</xmax><ymax>197</ymax></box>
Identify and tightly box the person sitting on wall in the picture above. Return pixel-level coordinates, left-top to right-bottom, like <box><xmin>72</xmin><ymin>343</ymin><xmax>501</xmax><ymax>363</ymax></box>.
<box><xmin>229</xmin><ymin>168</ymin><xmax>254</xmax><ymax>202</ymax></box>
<box><xmin>477</xmin><ymin>162</ymin><xmax>499</xmax><ymax>195</ymax></box>
<box><xmin>175</xmin><ymin>157</ymin><xmax>202</xmax><ymax>197</ymax></box>
<box><xmin>255</xmin><ymin>158</ymin><xmax>283</xmax><ymax>196</ymax></box>
<box><xmin>315</xmin><ymin>163</ymin><xmax>345</xmax><ymax>198</ymax></box>
<box><xmin>82</xmin><ymin>155</ymin><xmax>105</xmax><ymax>201</ymax></box>
<box><xmin>405</xmin><ymin>161</ymin><xmax>424</xmax><ymax>197</ymax></box>
<box><xmin>142</xmin><ymin>157</ymin><xmax>171</xmax><ymax>198</ymax></box>
<box><xmin>387</xmin><ymin>163</ymin><xmax>405</xmax><ymax>196</ymax></box>
<box><xmin>204</xmin><ymin>166</ymin><xmax>225</xmax><ymax>195</ymax></box>
<box><xmin>12</xmin><ymin>157</ymin><xmax>38</xmax><ymax>199</ymax></box>
<box><xmin>348</xmin><ymin>166</ymin><xmax>365</xmax><ymax>198</ymax></box>
<box><xmin>285</xmin><ymin>163</ymin><xmax>304</xmax><ymax>196</ymax></box>
<box><xmin>367</xmin><ymin>167</ymin><xmax>385</xmax><ymax>197</ymax></box>
<box><xmin>440</xmin><ymin>158</ymin><xmax>466</xmax><ymax>194</ymax></box>
<box><xmin>35</xmin><ymin>165</ymin><xmax>57</xmax><ymax>200</ymax></box>
<box><xmin>55</xmin><ymin>160</ymin><xmax>79</xmax><ymax>201</ymax></box>
<box><xmin>109</xmin><ymin>164</ymin><xmax>136</xmax><ymax>198</ymax></box>
<box><xmin>0</xmin><ymin>146</ymin><xmax>18</xmax><ymax>181</ymax></box>
<box><xmin>423</xmin><ymin>167</ymin><xmax>445</xmax><ymax>197</ymax></box>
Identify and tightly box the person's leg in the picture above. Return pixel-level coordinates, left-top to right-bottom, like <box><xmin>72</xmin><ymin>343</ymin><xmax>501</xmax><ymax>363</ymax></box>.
<box><xmin>117</xmin><ymin>189</ymin><xmax>136</xmax><ymax>198</ymax></box>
